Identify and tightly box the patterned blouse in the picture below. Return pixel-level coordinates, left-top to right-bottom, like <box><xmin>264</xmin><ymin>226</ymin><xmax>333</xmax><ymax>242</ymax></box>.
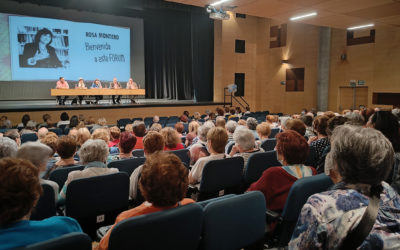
<box><xmin>289</xmin><ymin>181</ymin><xmax>400</xmax><ymax>249</ymax></box>
<box><xmin>310</xmin><ymin>137</ymin><xmax>330</xmax><ymax>162</ymax></box>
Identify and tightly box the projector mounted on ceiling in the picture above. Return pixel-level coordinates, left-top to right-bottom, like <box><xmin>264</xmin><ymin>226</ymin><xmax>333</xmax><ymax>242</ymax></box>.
<box><xmin>206</xmin><ymin>5</ymin><xmax>230</xmax><ymax>20</ymax></box>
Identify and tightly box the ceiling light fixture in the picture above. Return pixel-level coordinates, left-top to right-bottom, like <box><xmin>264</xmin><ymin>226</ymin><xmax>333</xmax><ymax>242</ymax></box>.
<box><xmin>210</xmin><ymin>0</ymin><xmax>231</xmax><ymax>6</ymax></box>
<box><xmin>347</xmin><ymin>23</ymin><xmax>374</xmax><ymax>30</ymax></box>
<box><xmin>290</xmin><ymin>12</ymin><xmax>317</xmax><ymax>21</ymax></box>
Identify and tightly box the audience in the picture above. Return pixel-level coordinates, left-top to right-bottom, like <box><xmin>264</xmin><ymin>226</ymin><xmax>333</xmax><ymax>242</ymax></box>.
<box><xmin>284</xmin><ymin>119</ymin><xmax>306</xmax><ymax>137</ymax></box>
<box><xmin>216</xmin><ymin>116</ymin><xmax>226</xmax><ymax>128</ymax></box>
<box><xmin>229</xmin><ymin>126</ymin><xmax>263</xmax><ymax>168</ymax></box>
<box><xmin>58</xmin><ymin>139</ymin><xmax>118</xmax><ymax>204</ymax></box>
<box><xmin>108</xmin><ymin>126</ymin><xmax>121</xmax><ymax>147</ymax></box>
<box><xmin>37</xmin><ymin>127</ymin><xmax>49</xmax><ymax>140</ymax></box>
<box><xmin>309</xmin><ymin>115</ymin><xmax>330</xmax><ymax>163</ymax></box>
<box><xmin>189</xmin><ymin>121</ymin><xmax>214</xmax><ymax>165</ymax></box>
<box><xmin>0</xmin><ymin>158</ymin><xmax>82</xmax><ymax>249</ymax></box>
<box><xmin>289</xmin><ymin>125</ymin><xmax>400</xmax><ymax>249</ymax></box>
<box><xmin>109</xmin><ymin>132</ymin><xmax>137</xmax><ymax>161</ymax></box>
<box><xmin>246</xmin><ymin>117</ymin><xmax>259</xmax><ymax>140</ymax></box>
<box><xmin>91</xmin><ymin>128</ymin><xmax>110</xmax><ymax>144</ymax></box>
<box><xmin>185</xmin><ymin>121</ymin><xmax>200</xmax><ymax>147</ymax></box>
<box><xmin>0</xmin><ymin>137</ymin><xmax>18</xmax><ymax>158</ymax></box>
<box><xmin>132</xmin><ymin>122</ymin><xmax>146</xmax><ymax>150</ymax></box>
<box><xmin>255</xmin><ymin>122</ymin><xmax>271</xmax><ymax>146</ymax></box>
<box><xmin>76</xmin><ymin>127</ymin><xmax>91</xmax><ymax>148</ymax></box>
<box><xmin>18</xmin><ymin>114</ymin><xmax>32</xmax><ymax>128</ymax></box>
<box><xmin>44</xmin><ymin>135</ymin><xmax>78</xmax><ymax>178</ymax></box>
<box><xmin>148</xmin><ymin>123</ymin><xmax>162</xmax><ymax>132</ymax></box>
<box><xmin>160</xmin><ymin>127</ymin><xmax>184</xmax><ymax>151</ymax></box>
<box><xmin>5</xmin><ymin>129</ymin><xmax>21</xmax><ymax>146</ymax></box>
<box><xmin>98</xmin><ymin>152</ymin><xmax>192</xmax><ymax>250</ymax></box>
<box><xmin>57</xmin><ymin>112</ymin><xmax>70</xmax><ymax>128</ymax></box>
<box><xmin>225</xmin><ymin>120</ymin><xmax>238</xmax><ymax>142</ymax></box>
<box><xmin>69</xmin><ymin>115</ymin><xmax>79</xmax><ymax>129</ymax></box>
<box><xmin>91</xmin><ymin>117</ymin><xmax>107</xmax><ymax>131</ymax></box>
<box><xmin>189</xmin><ymin>127</ymin><xmax>228</xmax><ymax>187</ymax></box>
<box><xmin>174</xmin><ymin>122</ymin><xmax>185</xmax><ymax>137</ymax></box>
<box><xmin>38</xmin><ymin>113</ymin><xmax>51</xmax><ymax>128</ymax></box>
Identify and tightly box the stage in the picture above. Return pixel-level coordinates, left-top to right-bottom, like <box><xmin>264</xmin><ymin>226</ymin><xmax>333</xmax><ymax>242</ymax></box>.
<box><xmin>0</xmin><ymin>99</ymin><xmax>224</xmax><ymax>125</ymax></box>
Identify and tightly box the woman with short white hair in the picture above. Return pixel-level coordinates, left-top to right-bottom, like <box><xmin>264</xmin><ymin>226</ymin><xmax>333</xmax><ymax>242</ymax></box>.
<box><xmin>58</xmin><ymin>139</ymin><xmax>118</xmax><ymax>204</ymax></box>
<box><xmin>0</xmin><ymin>137</ymin><xmax>18</xmax><ymax>158</ymax></box>
<box><xmin>230</xmin><ymin>126</ymin><xmax>263</xmax><ymax>169</ymax></box>
<box><xmin>189</xmin><ymin>121</ymin><xmax>215</xmax><ymax>165</ymax></box>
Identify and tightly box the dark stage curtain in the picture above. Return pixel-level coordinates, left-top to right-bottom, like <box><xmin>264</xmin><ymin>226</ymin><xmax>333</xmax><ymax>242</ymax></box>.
<box><xmin>144</xmin><ymin>8</ymin><xmax>214</xmax><ymax>101</ymax></box>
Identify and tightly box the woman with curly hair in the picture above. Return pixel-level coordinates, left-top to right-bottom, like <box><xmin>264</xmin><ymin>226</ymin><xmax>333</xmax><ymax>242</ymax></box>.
<box><xmin>98</xmin><ymin>152</ymin><xmax>193</xmax><ymax>250</ymax></box>
<box><xmin>160</xmin><ymin>127</ymin><xmax>184</xmax><ymax>151</ymax></box>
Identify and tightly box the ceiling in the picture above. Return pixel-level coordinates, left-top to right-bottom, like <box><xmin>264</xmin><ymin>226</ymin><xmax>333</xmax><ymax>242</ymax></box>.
<box><xmin>166</xmin><ymin>0</ymin><xmax>400</xmax><ymax>29</ymax></box>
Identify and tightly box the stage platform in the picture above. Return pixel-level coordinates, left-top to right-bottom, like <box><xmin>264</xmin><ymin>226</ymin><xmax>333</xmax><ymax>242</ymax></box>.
<box><xmin>0</xmin><ymin>99</ymin><xmax>224</xmax><ymax>125</ymax></box>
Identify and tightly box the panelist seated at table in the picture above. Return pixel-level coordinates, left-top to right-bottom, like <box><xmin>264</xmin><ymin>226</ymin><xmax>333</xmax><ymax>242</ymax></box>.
<box><xmin>126</xmin><ymin>78</ymin><xmax>138</xmax><ymax>104</ymax></box>
<box><xmin>91</xmin><ymin>79</ymin><xmax>103</xmax><ymax>104</ymax></box>
<box><xmin>55</xmin><ymin>77</ymin><xmax>69</xmax><ymax>105</ymax></box>
<box><xmin>110</xmin><ymin>77</ymin><xmax>122</xmax><ymax>104</ymax></box>
<box><xmin>74</xmin><ymin>77</ymin><xmax>87</xmax><ymax>105</ymax></box>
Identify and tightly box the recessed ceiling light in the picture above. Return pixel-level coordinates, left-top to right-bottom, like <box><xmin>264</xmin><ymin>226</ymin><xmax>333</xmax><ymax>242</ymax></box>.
<box><xmin>210</xmin><ymin>0</ymin><xmax>231</xmax><ymax>6</ymax></box>
<box><xmin>347</xmin><ymin>24</ymin><xmax>374</xmax><ymax>30</ymax></box>
<box><xmin>290</xmin><ymin>12</ymin><xmax>317</xmax><ymax>21</ymax></box>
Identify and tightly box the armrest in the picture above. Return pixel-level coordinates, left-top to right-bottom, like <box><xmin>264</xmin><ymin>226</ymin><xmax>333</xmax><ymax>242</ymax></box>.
<box><xmin>266</xmin><ymin>209</ymin><xmax>282</xmax><ymax>224</ymax></box>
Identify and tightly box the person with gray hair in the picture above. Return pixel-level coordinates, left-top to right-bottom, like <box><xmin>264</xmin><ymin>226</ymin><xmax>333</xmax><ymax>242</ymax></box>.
<box><xmin>58</xmin><ymin>139</ymin><xmax>118</xmax><ymax>204</ymax></box>
<box><xmin>225</xmin><ymin>120</ymin><xmax>238</xmax><ymax>141</ymax></box>
<box><xmin>5</xmin><ymin>129</ymin><xmax>21</xmax><ymax>146</ymax></box>
<box><xmin>37</xmin><ymin>127</ymin><xmax>49</xmax><ymax>140</ymax></box>
<box><xmin>246</xmin><ymin>117</ymin><xmax>259</xmax><ymax>140</ymax></box>
<box><xmin>0</xmin><ymin>137</ymin><xmax>18</xmax><ymax>158</ymax></box>
<box><xmin>16</xmin><ymin>142</ymin><xmax>59</xmax><ymax>201</ymax></box>
<box><xmin>290</xmin><ymin>125</ymin><xmax>400</xmax><ymax>249</ymax></box>
<box><xmin>344</xmin><ymin>111</ymin><xmax>365</xmax><ymax>126</ymax></box>
<box><xmin>230</xmin><ymin>126</ymin><xmax>263</xmax><ymax>168</ymax></box>
<box><xmin>189</xmin><ymin>121</ymin><xmax>215</xmax><ymax>165</ymax></box>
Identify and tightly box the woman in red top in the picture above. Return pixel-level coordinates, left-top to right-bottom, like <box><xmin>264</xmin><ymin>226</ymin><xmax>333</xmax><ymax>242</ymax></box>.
<box><xmin>97</xmin><ymin>152</ymin><xmax>193</xmax><ymax>250</ymax></box>
<box><xmin>160</xmin><ymin>127</ymin><xmax>184</xmax><ymax>151</ymax></box>
<box><xmin>132</xmin><ymin>122</ymin><xmax>146</xmax><ymax>150</ymax></box>
<box><xmin>248</xmin><ymin>130</ymin><xmax>316</xmax><ymax>213</ymax></box>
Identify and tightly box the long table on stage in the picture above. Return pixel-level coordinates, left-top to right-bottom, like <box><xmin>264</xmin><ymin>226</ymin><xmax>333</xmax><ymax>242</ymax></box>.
<box><xmin>51</xmin><ymin>89</ymin><xmax>146</xmax><ymax>96</ymax></box>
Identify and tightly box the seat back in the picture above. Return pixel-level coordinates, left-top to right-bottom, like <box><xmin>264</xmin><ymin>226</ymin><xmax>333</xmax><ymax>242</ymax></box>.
<box><xmin>109</xmin><ymin>203</ymin><xmax>203</xmax><ymax>250</ymax></box>
<box><xmin>131</xmin><ymin>149</ymin><xmax>144</xmax><ymax>157</ymax></box>
<box><xmin>305</xmin><ymin>145</ymin><xmax>318</xmax><ymax>169</ymax></box>
<box><xmin>199</xmin><ymin>157</ymin><xmax>244</xmax><ymax>200</ymax></box>
<box><xmin>65</xmin><ymin>172</ymin><xmax>129</xmax><ymax>238</ymax></box>
<box><xmin>117</xmin><ymin>118</ymin><xmax>132</xmax><ymax>130</ymax></box>
<box><xmin>49</xmin><ymin>128</ymin><xmax>63</xmax><ymax>136</ymax></box>
<box><xmin>21</xmin><ymin>133</ymin><xmax>38</xmax><ymax>144</ymax></box>
<box><xmin>19</xmin><ymin>232</ymin><xmax>91</xmax><ymax>250</ymax></box>
<box><xmin>225</xmin><ymin>140</ymin><xmax>235</xmax><ymax>154</ymax></box>
<box><xmin>30</xmin><ymin>184</ymin><xmax>56</xmax><ymax>220</ymax></box>
<box><xmin>244</xmin><ymin>151</ymin><xmax>281</xmax><ymax>186</ymax></box>
<box><xmin>269</xmin><ymin>128</ymin><xmax>280</xmax><ymax>138</ymax></box>
<box><xmin>261</xmin><ymin>138</ymin><xmax>277</xmax><ymax>151</ymax></box>
<box><xmin>276</xmin><ymin>174</ymin><xmax>333</xmax><ymax>246</ymax></box>
<box><xmin>49</xmin><ymin>165</ymin><xmax>84</xmax><ymax>190</ymax></box>
<box><xmin>169</xmin><ymin>149</ymin><xmax>190</xmax><ymax>168</ymax></box>
<box><xmin>107</xmin><ymin>157</ymin><xmax>146</xmax><ymax>176</ymax></box>
<box><xmin>201</xmin><ymin>192</ymin><xmax>266</xmax><ymax>250</ymax></box>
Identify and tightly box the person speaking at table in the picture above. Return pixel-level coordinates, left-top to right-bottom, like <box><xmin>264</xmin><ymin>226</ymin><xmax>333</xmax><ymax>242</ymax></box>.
<box><xmin>126</xmin><ymin>77</ymin><xmax>138</xmax><ymax>104</ymax></box>
<box><xmin>91</xmin><ymin>79</ymin><xmax>103</xmax><ymax>104</ymax></box>
<box><xmin>110</xmin><ymin>78</ymin><xmax>122</xmax><ymax>104</ymax></box>
<box><xmin>55</xmin><ymin>77</ymin><xmax>69</xmax><ymax>105</ymax></box>
<box><xmin>75</xmin><ymin>77</ymin><xmax>87</xmax><ymax>105</ymax></box>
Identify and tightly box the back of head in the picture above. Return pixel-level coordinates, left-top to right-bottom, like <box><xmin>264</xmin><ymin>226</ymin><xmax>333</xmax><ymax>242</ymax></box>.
<box><xmin>60</xmin><ymin>112</ymin><xmax>69</xmax><ymax>121</ymax></box>
<box><xmin>5</xmin><ymin>129</ymin><xmax>20</xmax><ymax>142</ymax></box>
<box><xmin>160</xmin><ymin>127</ymin><xmax>181</xmax><ymax>148</ymax></box>
<box><xmin>69</xmin><ymin>115</ymin><xmax>79</xmax><ymax>128</ymax></box>
<box><xmin>189</xmin><ymin>121</ymin><xmax>200</xmax><ymax>134</ymax></box>
<box><xmin>139</xmin><ymin>152</ymin><xmax>188</xmax><ymax>207</ymax></box>
<box><xmin>361</xmin><ymin>108</ymin><xmax>375</xmax><ymax>124</ymax></box>
<box><xmin>133</xmin><ymin>122</ymin><xmax>146</xmax><ymax>137</ymax></box>
<box><xmin>207</xmin><ymin>127</ymin><xmax>228</xmax><ymax>154</ymax></box>
<box><xmin>225</xmin><ymin>120</ymin><xmax>238</xmax><ymax>134</ymax></box>
<box><xmin>40</xmin><ymin>132</ymin><xmax>58</xmax><ymax>155</ymax></box>
<box><xmin>285</xmin><ymin>119</ymin><xmax>306</xmax><ymax>136</ymax></box>
<box><xmin>56</xmin><ymin>135</ymin><xmax>77</xmax><ymax>159</ymax></box>
<box><xmin>153</xmin><ymin>115</ymin><xmax>160</xmax><ymax>123</ymax></box>
<box><xmin>0</xmin><ymin>137</ymin><xmax>18</xmax><ymax>158</ymax></box>
<box><xmin>77</xmin><ymin>127</ymin><xmax>90</xmax><ymax>146</ymax></box>
<box><xmin>233</xmin><ymin>126</ymin><xmax>255</xmax><ymax>151</ymax></box>
<box><xmin>326</xmin><ymin>116</ymin><xmax>348</xmax><ymax>137</ymax></box>
<box><xmin>300</xmin><ymin>115</ymin><xmax>313</xmax><ymax>127</ymax></box>
<box><xmin>276</xmin><ymin>130</ymin><xmax>309</xmax><ymax>165</ymax></box>
<box><xmin>16</xmin><ymin>142</ymin><xmax>52</xmax><ymax>168</ymax></box>
<box><xmin>256</xmin><ymin>122</ymin><xmax>271</xmax><ymax>138</ymax></box>
<box><xmin>198</xmin><ymin>121</ymin><xmax>215</xmax><ymax>141</ymax></box>
<box><xmin>91</xmin><ymin>128</ymin><xmax>110</xmax><ymax>143</ymax></box>
<box><xmin>370</xmin><ymin>111</ymin><xmax>400</xmax><ymax>152</ymax></box>
<box><xmin>216</xmin><ymin>117</ymin><xmax>226</xmax><ymax>128</ymax></box>
<box><xmin>174</xmin><ymin>122</ymin><xmax>184</xmax><ymax>134</ymax></box>
<box><xmin>149</xmin><ymin>123</ymin><xmax>162</xmax><ymax>132</ymax></box>
<box><xmin>37</xmin><ymin>127</ymin><xmax>48</xmax><ymax>140</ymax></box>
<box><xmin>97</xmin><ymin>117</ymin><xmax>107</xmax><ymax>126</ymax></box>
<box><xmin>119</xmin><ymin>131</ymin><xmax>137</xmax><ymax>154</ymax></box>
<box><xmin>109</xmin><ymin>126</ymin><xmax>121</xmax><ymax>140</ymax></box>
<box><xmin>328</xmin><ymin>125</ymin><xmax>394</xmax><ymax>186</ymax></box>
<box><xmin>344</xmin><ymin>112</ymin><xmax>364</xmax><ymax>126</ymax></box>
<box><xmin>246</xmin><ymin>117</ymin><xmax>258</xmax><ymax>130</ymax></box>
<box><xmin>143</xmin><ymin>131</ymin><xmax>165</xmax><ymax>154</ymax></box>
<box><xmin>79</xmin><ymin>139</ymin><xmax>109</xmax><ymax>164</ymax></box>
<box><xmin>0</xmin><ymin>158</ymin><xmax>42</xmax><ymax>227</ymax></box>
<box><xmin>313</xmin><ymin>115</ymin><xmax>330</xmax><ymax>136</ymax></box>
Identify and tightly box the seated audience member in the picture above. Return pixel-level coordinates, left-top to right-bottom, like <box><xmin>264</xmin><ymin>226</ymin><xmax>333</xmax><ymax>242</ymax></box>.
<box><xmin>309</xmin><ymin>115</ymin><xmax>330</xmax><ymax>163</ymax></box>
<box><xmin>76</xmin><ymin>127</ymin><xmax>90</xmax><ymax>149</ymax></box>
<box><xmin>368</xmin><ymin>111</ymin><xmax>400</xmax><ymax>192</ymax></box>
<box><xmin>124</xmin><ymin>123</ymin><xmax>133</xmax><ymax>133</ymax></box>
<box><xmin>91</xmin><ymin>117</ymin><xmax>107</xmax><ymax>132</ymax></box>
<box><xmin>68</xmin><ymin>115</ymin><xmax>79</xmax><ymax>129</ymax></box>
<box><xmin>44</xmin><ymin>135</ymin><xmax>78</xmax><ymax>178</ymax></box>
<box><xmin>174</xmin><ymin>122</ymin><xmax>185</xmax><ymax>137</ymax></box>
<box><xmin>5</xmin><ymin>129</ymin><xmax>21</xmax><ymax>146</ymax></box>
<box><xmin>238</xmin><ymin>119</ymin><xmax>247</xmax><ymax>126</ymax></box>
<box><xmin>0</xmin><ymin>137</ymin><xmax>18</xmax><ymax>158</ymax></box>
<box><xmin>255</xmin><ymin>122</ymin><xmax>271</xmax><ymax>147</ymax></box>
<box><xmin>68</xmin><ymin>128</ymin><xmax>78</xmax><ymax>139</ymax></box>
<box><xmin>92</xmin><ymin>128</ymin><xmax>110</xmax><ymax>144</ymax></box>
<box><xmin>235</xmin><ymin>107</ymin><xmax>242</xmax><ymax>116</ymax></box>
<box><xmin>266</xmin><ymin>115</ymin><xmax>278</xmax><ymax>128</ymax></box>
<box><xmin>16</xmin><ymin>142</ymin><xmax>59</xmax><ymax>201</ymax></box>
<box><xmin>344</xmin><ymin>111</ymin><xmax>365</xmax><ymax>126</ymax></box>
<box><xmin>160</xmin><ymin>127</ymin><xmax>184</xmax><ymax>151</ymax></box>
<box><xmin>216</xmin><ymin>107</ymin><xmax>225</xmax><ymax>117</ymax></box>
<box><xmin>17</xmin><ymin>114</ymin><xmax>31</xmax><ymax>128</ymax></box>
<box><xmin>109</xmin><ymin>132</ymin><xmax>137</xmax><ymax>162</ymax></box>
<box><xmin>98</xmin><ymin>152</ymin><xmax>193</xmax><ymax>250</ymax></box>
<box><xmin>216</xmin><ymin>116</ymin><xmax>226</xmax><ymax>128</ymax></box>
<box><xmin>225</xmin><ymin>120</ymin><xmax>238</xmax><ymax>142</ymax></box>
<box><xmin>224</xmin><ymin>107</ymin><xmax>230</xmax><ymax>116</ymax></box>
<box><xmin>189</xmin><ymin>121</ymin><xmax>215</xmax><ymax>165</ymax></box>
<box><xmin>86</xmin><ymin>116</ymin><xmax>96</xmax><ymax>126</ymax></box>
<box><xmin>20</xmin><ymin>121</ymin><xmax>37</xmax><ymax>135</ymax></box>
<box><xmin>323</xmin><ymin>111</ymin><xmax>336</xmax><ymax>119</ymax></box>
<box><xmin>185</xmin><ymin>121</ymin><xmax>200</xmax><ymax>147</ymax></box>
<box><xmin>361</xmin><ymin>107</ymin><xmax>375</xmax><ymax>125</ymax></box>
<box><xmin>130</xmin><ymin>131</ymin><xmax>164</xmax><ymax>199</ymax></box>
<box><xmin>289</xmin><ymin>125</ymin><xmax>400</xmax><ymax>249</ymax></box>
<box><xmin>1</xmin><ymin>115</ymin><xmax>12</xmax><ymax>129</ymax></box>
<box><xmin>152</xmin><ymin>115</ymin><xmax>160</xmax><ymax>125</ymax></box>
<box><xmin>228</xmin><ymin>108</ymin><xmax>237</xmax><ymax>119</ymax></box>
<box><xmin>246</xmin><ymin>117</ymin><xmax>259</xmax><ymax>140</ymax></box>
<box><xmin>300</xmin><ymin>115</ymin><xmax>315</xmax><ymax>138</ymax></box>
<box><xmin>284</xmin><ymin>119</ymin><xmax>306</xmax><ymax>136</ymax></box>
<box><xmin>108</xmin><ymin>126</ymin><xmax>121</xmax><ymax>148</ymax></box>
<box><xmin>183</xmin><ymin>110</ymin><xmax>190</xmax><ymax>118</ymax></box>
<box><xmin>244</xmin><ymin>106</ymin><xmax>251</xmax><ymax>115</ymax></box>
<box><xmin>180</xmin><ymin>115</ymin><xmax>189</xmax><ymax>123</ymax></box>
<box><xmin>37</xmin><ymin>127</ymin><xmax>49</xmax><ymax>141</ymax></box>
<box><xmin>40</xmin><ymin>132</ymin><xmax>59</xmax><ymax>169</ymax></box>
<box><xmin>192</xmin><ymin>112</ymin><xmax>201</xmax><ymax>121</ymax></box>
<box><xmin>57</xmin><ymin>112</ymin><xmax>70</xmax><ymax>128</ymax></box>
<box><xmin>392</xmin><ymin>108</ymin><xmax>400</xmax><ymax>121</ymax></box>
<box><xmin>148</xmin><ymin>123</ymin><xmax>162</xmax><ymax>132</ymax></box>
<box><xmin>248</xmin><ymin>130</ymin><xmax>315</xmax><ymax>212</ymax></box>
<box><xmin>38</xmin><ymin>113</ymin><xmax>51</xmax><ymax>128</ymax></box>
<box><xmin>58</xmin><ymin>139</ymin><xmax>118</xmax><ymax>204</ymax></box>
<box><xmin>229</xmin><ymin>126</ymin><xmax>263</xmax><ymax>168</ymax></box>
<box><xmin>189</xmin><ymin>127</ymin><xmax>228</xmax><ymax>187</ymax></box>
<box><xmin>132</xmin><ymin>121</ymin><xmax>146</xmax><ymax>150</ymax></box>
<box><xmin>0</xmin><ymin>158</ymin><xmax>82</xmax><ymax>249</ymax></box>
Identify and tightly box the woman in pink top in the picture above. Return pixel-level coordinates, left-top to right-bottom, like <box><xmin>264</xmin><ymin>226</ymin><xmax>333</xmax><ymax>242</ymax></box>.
<box><xmin>56</xmin><ymin>77</ymin><xmax>69</xmax><ymax>105</ymax></box>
